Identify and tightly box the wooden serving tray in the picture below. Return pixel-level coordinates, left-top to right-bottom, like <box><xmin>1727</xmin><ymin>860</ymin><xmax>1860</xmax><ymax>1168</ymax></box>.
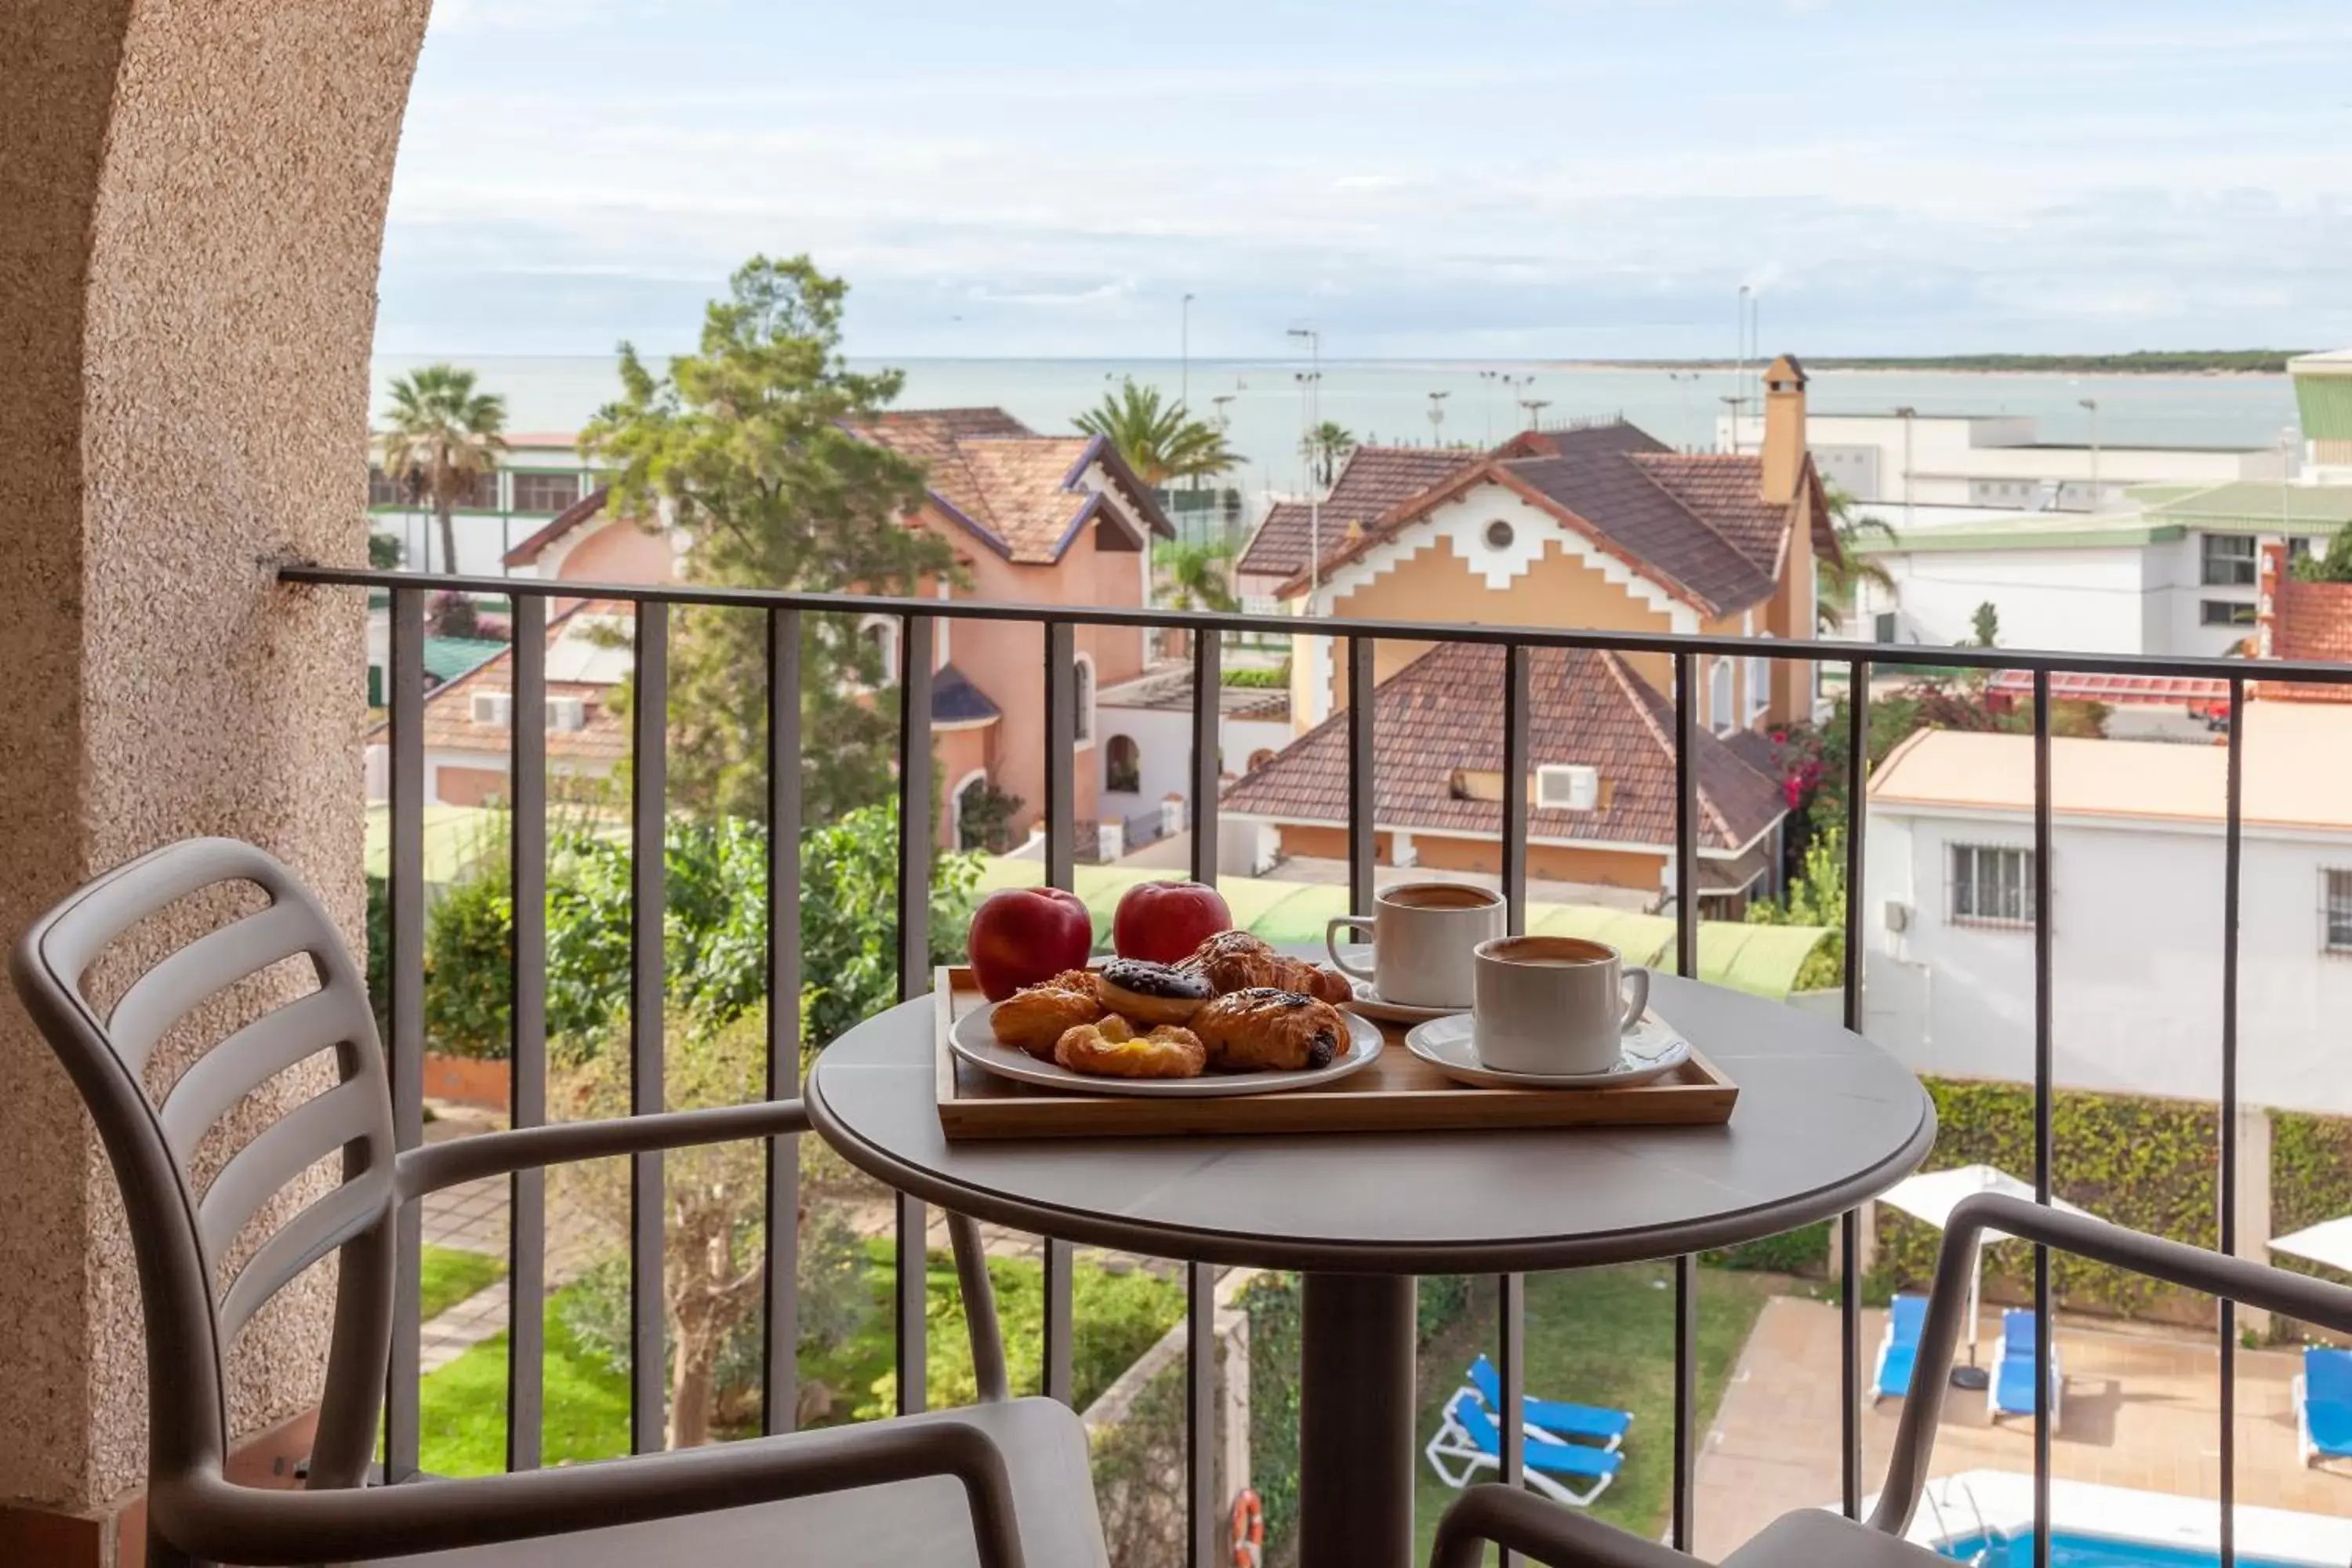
<box><xmin>932</xmin><ymin>964</ymin><xmax>1737</xmax><ymax>1142</ymax></box>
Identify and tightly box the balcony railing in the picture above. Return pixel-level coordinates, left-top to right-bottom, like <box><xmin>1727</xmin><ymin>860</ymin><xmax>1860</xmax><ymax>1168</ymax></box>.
<box><xmin>285</xmin><ymin>561</ymin><xmax>2352</xmax><ymax>1568</ymax></box>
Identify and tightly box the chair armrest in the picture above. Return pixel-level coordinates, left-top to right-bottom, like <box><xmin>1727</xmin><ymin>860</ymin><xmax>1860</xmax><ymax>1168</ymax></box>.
<box><xmin>396</xmin><ymin>1100</ymin><xmax>811</xmax><ymax>1198</ymax></box>
<box><xmin>158</xmin><ymin>1414</ymin><xmax>1025</xmax><ymax>1568</ymax></box>
<box><xmin>1431</xmin><ymin>1485</ymin><xmax>1692</xmax><ymax>1568</ymax></box>
<box><xmin>1870</xmin><ymin>1193</ymin><xmax>2352</xmax><ymax>1537</ymax></box>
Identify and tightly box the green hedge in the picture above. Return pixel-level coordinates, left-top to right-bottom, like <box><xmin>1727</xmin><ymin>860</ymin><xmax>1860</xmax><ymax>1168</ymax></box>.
<box><xmin>1875</xmin><ymin>1078</ymin><xmax>2220</xmax><ymax>1319</ymax></box>
<box><xmin>1241</xmin><ymin>1273</ymin><xmax>1475</xmax><ymax>1565</ymax></box>
<box><xmin>2269</xmin><ymin>1111</ymin><xmax>2352</xmax><ymax>1303</ymax></box>
<box><xmin>1704</xmin><ymin>1219</ymin><xmax>1831</xmax><ymax>1276</ymax></box>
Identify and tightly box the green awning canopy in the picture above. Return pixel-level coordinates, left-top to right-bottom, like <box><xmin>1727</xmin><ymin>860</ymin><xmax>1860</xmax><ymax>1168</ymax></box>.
<box><xmin>975</xmin><ymin>859</ymin><xmax>1831</xmax><ymax>1001</ymax></box>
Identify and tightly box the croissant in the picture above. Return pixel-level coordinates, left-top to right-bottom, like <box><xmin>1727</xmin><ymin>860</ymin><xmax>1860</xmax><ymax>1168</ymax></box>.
<box><xmin>1181</xmin><ymin>930</ymin><xmax>1352</xmax><ymax>1003</ymax></box>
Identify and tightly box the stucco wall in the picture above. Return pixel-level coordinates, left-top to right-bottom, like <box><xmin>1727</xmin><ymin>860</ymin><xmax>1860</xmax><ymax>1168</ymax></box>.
<box><xmin>0</xmin><ymin>0</ymin><xmax>429</xmax><ymax>1515</ymax></box>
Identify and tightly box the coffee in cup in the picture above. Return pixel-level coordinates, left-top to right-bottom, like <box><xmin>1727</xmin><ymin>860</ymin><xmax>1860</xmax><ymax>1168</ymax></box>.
<box><xmin>1325</xmin><ymin>882</ymin><xmax>1504</xmax><ymax>1010</ymax></box>
<box><xmin>1472</xmin><ymin>935</ymin><xmax>1650</xmax><ymax>1076</ymax></box>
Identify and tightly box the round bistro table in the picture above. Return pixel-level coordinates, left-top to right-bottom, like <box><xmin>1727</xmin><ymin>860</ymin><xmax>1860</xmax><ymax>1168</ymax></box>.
<box><xmin>807</xmin><ymin>972</ymin><xmax>1935</xmax><ymax>1568</ymax></box>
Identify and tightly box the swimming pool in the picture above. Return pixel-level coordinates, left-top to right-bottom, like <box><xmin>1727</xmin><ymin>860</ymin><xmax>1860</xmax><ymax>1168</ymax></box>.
<box><xmin>1936</xmin><ymin>1530</ymin><xmax>2303</xmax><ymax>1568</ymax></box>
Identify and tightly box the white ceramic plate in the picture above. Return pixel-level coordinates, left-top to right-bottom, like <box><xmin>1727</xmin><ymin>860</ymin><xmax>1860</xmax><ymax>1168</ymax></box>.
<box><xmin>1402</xmin><ymin>1012</ymin><xmax>1692</xmax><ymax>1091</ymax></box>
<box><xmin>949</xmin><ymin>1004</ymin><xmax>1385</xmax><ymax>1098</ymax></box>
<box><xmin>1331</xmin><ymin>944</ymin><xmax>1468</xmax><ymax>1024</ymax></box>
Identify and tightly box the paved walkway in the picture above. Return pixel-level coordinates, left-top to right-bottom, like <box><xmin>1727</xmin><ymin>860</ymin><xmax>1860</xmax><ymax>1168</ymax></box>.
<box><xmin>416</xmin><ymin>1105</ymin><xmax>598</xmax><ymax>1372</ymax></box>
<box><xmin>1693</xmin><ymin>1294</ymin><xmax>2350</xmax><ymax>1559</ymax></box>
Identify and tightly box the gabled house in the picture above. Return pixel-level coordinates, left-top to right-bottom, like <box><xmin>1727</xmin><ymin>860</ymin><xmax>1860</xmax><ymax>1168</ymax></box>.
<box><xmin>1237</xmin><ymin>446</ymin><xmax>1483</xmax><ymax>601</ymax></box>
<box><xmin>845</xmin><ymin>408</ymin><xmax>1175</xmax><ymax>848</ymax></box>
<box><xmin>1223</xmin><ymin>360</ymin><xmax>1831</xmax><ymax>906</ymax></box>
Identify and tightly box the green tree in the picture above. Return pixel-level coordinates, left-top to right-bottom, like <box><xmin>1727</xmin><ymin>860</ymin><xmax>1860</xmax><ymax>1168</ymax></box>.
<box><xmin>1299</xmin><ymin>420</ymin><xmax>1357</xmax><ymax>488</ymax></box>
<box><xmin>581</xmin><ymin>256</ymin><xmax>956</xmax><ymax>825</ymax></box>
<box><xmin>1745</xmin><ymin>826</ymin><xmax>1847</xmax><ymax>992</ymax></box>
<box><xmin>1074</xmin><ymin>379</ymin><xmax>1241</xmax><ymax>488</ymax></box>
<box><xmin>368</xmin><ymin>532</ymin><xmax>404</xmax><ymax>570</ymax></box>
<box><xmin>1152</xmin><ymin>533</ymin><xmax>1240</xmax><ymax>615</ymax></box>
<box><xmin>379</xmin><ymin>365</ymin><xmax>508</xmax><ymax>577</ymax></box>
<box><xmin>1816</xmin><ymin>485</ymin><xmax>1896</xmax><ymax>631</ymax></box>
<box><xmin>1968</xmin><ymin>601</ymin><xmax>2001</xmax><ymax>648</ymax></box>
<box><xmin>2296</xmin><ymin>530</ymin><xmax>2352</xmax><ymax>583</ymax></box>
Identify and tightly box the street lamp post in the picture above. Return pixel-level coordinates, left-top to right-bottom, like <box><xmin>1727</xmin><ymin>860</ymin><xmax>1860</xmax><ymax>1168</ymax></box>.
<box><xmin>1181</xmin><ymin>293</ymin><xmax>1196</xmax><ymax>411</ymax></box>
<box><xmin>2078</xmin><ymin>397</ymin><xmax>2100</xmax><ymax>512</ymax></box>
<box><xmin>1428</xmin><ymin>390</ymin><xmax>1450</xmax><ymax>445</ymax></box>
<box><xmin>1290</xmin><ymin>326</ymin><xmax>1323</xmax><ymax>601</ymax></box>
<box><xmin>1733</xmin><ymin>283</ymin><xmax>1752</xmax><ymax>451</ymax></box>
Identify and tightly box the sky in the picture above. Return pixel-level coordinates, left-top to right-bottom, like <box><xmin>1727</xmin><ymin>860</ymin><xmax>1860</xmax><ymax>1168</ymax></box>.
<box><xmin>376</xmin><ymin>1</ymin><xmax>2352</xmax><ymax>361</ymax></box>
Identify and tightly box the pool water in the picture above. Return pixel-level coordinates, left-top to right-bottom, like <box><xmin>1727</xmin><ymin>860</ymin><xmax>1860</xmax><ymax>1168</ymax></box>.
<box><xmin>1937</xmin><ymin>1532</ymin><xmax>2306</xmax><ymax>1568</ymax></box>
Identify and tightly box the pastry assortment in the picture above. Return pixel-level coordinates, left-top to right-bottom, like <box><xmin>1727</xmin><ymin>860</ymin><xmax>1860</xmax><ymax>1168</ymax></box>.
<box><xmin>982</xmin><ymin>884</ymin><xmax>1356</xmax><ymax>1083</ymax></box>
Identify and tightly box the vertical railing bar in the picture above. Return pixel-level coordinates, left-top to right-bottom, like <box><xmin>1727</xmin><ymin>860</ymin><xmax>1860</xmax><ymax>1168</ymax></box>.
<box><xmin>2032</xmin><ymin>667</ymin><xmax>2054</xmax><ymax>1568</ymax></box>
<box><xmin>1497</xmin><ymin>642</ymin><xmax>1530</xmax><ymax>1545</ymax></box>
<box><xmin>761</xmin><ymin>608</ymin><xmax>804</xmax><ymax>1435</ymax></box>
<box><xmin>1347</xmin><ymin>637</ymin><xmax>1377</xmax><ymax>913</ymax></box>
<box><xmin>1042</xmin><ymin>620</ymin><xmax>1077</xmax><ymax>1406</ymax></box>
<box><xmin>1839</xmin><ymin>655</ymin><xmax>1869</xmax><ymax>1519</ymax></box>
<box><xmin>628</xmin><ymin>601</ymin><xmax>670</xmax><ymax>1455</ymax></box>
<box><xmin>2220</xmin><ymin>672</ymin><xmax>2244</xmax><ymax>1568</ymax></box>
<box><xmin>506</xmin><ymin>593</ymin><xmax>548</xmax><ymax>1472</ymax></box>
<box><xmin>1187</xmin><ymin>624</ymin><xmax>1223</xmax><ymax>1568</ymax></box>
<box><xmin>384</xmin><ymin>586</ymin><xmax>425</xmax><ymax>1481</ymax></box>
<box><xmin>1671</xmin><ymin>651</ymin><xmax>1698</xmax><ymax>1553</ymax></box>
<box><xmin>895</xmin><ymin>613</ymin><xmax>936</xmax><ymax>1416</ymax></box>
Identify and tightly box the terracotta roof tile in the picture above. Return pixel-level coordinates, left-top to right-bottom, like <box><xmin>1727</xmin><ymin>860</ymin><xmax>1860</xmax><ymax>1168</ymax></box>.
<box><xmin>1220</xmin><ymin>642</ymin><xmax>1785</xmax><ymax>852</ymax></box>
<box><xmin>1630</xmin><ymin>453</ymin><xmax>1790</xmax><ymax>576</ymax></box>
<box><xmin>1497</xmin><ymin>452</ymin><xmax>1778</xmax><ymax>615</ymax></box>
<box><xmin>1238</xmin><ymin>446</ymin><xmax>1479</xmax><ymax>579</ymax></box>
<box><xmin>850</xmin><ymin>408</ymin><xmax>1171</xmax><ymax>564</ymax></box>
<box><xmin>391</xmin><ymin>601</ymin><xmax>632</xmax><ymax>764</ymax></box>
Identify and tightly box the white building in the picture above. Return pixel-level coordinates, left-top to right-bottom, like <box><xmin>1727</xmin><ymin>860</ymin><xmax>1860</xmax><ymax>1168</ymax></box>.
<box><xmin>1095</xmin><ymin>663</ymin><xmax>1294</xmax><ymax>850</ymax></box>
<box><xmin>1861</xmin><ymin>705</ymin><xmax>2352</xmax><ymax>1117</ymax></box>
<box><xmin>1722</xmin><ymin>408</ymin><xmax>2288</xmax><ymax>514</ymax></box>
<box><xmin>2292</xmin><ymin>350</ymin><xmax>2352</xmax><ymax>483</ymax></box>
<box><xmin>1846</xmin><ymin>481</ymin><xmax>2352</xmax><ymax>659</ymax></box>
<box><xmin>368</xmin><ymin>430</ymin><xmax>606</xmax><ymax>577</ymax></box>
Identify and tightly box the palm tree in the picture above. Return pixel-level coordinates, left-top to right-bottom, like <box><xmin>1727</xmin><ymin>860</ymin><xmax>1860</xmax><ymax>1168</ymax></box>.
<box><xmin>379</xmin><ymin>365</ymin><xmax>509</xmax><ymax>575</ymax></box>
<box><xmin>1817</xmin><ymin>485</ymin><xmax>1897</xmax><ymax>632</ymax></box>
<box><xmin>1074</xmin><ymin>379</ymin><xmax>1240</xmax><ymax>488</ymax></box>
<box><xmin>1153</xmin><ymin>534</ymin><xmax>1240</xmax><ymax>615</ymax></box>
<box><xmin>1300</xmin><ymin>420</ymin><xmax>1357</xmax><ymax>488</ymax></box>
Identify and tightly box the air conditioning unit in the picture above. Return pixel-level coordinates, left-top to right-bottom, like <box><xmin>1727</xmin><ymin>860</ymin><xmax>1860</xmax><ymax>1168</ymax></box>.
<box><xmin>470</xmin><ymin>692</ymin><xmax>512</xmax><ymax>728</ymax></box>
<box><xmin>1535</xmin><ymin>764</ymin><xmax>1600</xmax><ymax>812</ymax></box>
<box><xmin>547</xmin><ymin>697</ymin><xmax>587</xmax><ymax>732</ymax></box>
<box><xmin>1884</xmin><ymin>901</ymin><xmax>1912</xmax><ymax>934</ymax></box>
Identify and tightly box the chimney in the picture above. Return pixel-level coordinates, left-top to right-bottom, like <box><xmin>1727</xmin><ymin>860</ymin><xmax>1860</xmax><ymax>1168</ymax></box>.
<box><xmin>1759</xmin><ymin>354</ymin><xmax>1809</xmax><ymax>505</ymax></box>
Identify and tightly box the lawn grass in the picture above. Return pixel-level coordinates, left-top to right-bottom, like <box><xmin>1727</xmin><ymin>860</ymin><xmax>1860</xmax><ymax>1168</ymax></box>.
<box><xmin>1410</xmin><ymin>1263</ymin><xmax>1782</xmax><ymax>1564</ymax></box>
<box><xmin>418</xmin><ymin>1244</ymin><xmax>506</xmax><ymax>1321</ymax></box>
<box><xmin>417</xmin><ymin>1242</ymin><xmax>1184</xmax><ymax>1475</ymax></box>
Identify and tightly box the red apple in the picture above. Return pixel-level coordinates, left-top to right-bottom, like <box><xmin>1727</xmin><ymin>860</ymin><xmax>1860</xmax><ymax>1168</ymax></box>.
<box><xmin>1112</xmin><ymin>880</ymin><xmax>1234</xmax><ymax>965</ymax></box>
<box><xmin>967</xmin><ymin>886</ymin><xmax>1094</xmax><ymax>1001</ymax></box>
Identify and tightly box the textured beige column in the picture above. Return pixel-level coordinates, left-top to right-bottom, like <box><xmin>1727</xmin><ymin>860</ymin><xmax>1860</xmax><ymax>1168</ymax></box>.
<box><xmin>0</xmin><ymin>0</ymin><xmax>430</xmax><ymax>1536</ymax></box>
<box><xmin>2234</xmin><ymin>1104</ymin><xmax>2273</xmax><ymax>1338</ymax></box>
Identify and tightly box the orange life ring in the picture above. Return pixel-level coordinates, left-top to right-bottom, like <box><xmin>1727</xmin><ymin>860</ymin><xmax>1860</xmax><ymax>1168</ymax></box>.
<box><xmin>1230</xmin><ymin>1489</ymin><xmax>1264</xmax><ymax>1567</ymax></box>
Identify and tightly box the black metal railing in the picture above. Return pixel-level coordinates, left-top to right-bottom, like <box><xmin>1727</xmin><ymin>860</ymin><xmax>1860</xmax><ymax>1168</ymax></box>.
<box><xmin>291</xmin><ymin>561</ymin><xmax>2352</xmax><ymax>1568</ymax></box>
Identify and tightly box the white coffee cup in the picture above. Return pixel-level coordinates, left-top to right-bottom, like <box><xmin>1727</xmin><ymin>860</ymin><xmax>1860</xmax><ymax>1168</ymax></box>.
<box><xmin>1325</xmin><ymin>882</ymin><xmax>1505</xmax><ymax>1010</ymax></box>
<box><xmin>1472</xmin><ymin>935</ymin><xmax>1651</xmax><ymax>1076</ymax></box>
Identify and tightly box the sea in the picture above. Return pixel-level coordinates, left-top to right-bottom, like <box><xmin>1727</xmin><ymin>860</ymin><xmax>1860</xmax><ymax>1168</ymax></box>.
<box><xmin>370</xmin><ymin>355</ymin><xmax>2304</xmax><ymax>499</ymax></box>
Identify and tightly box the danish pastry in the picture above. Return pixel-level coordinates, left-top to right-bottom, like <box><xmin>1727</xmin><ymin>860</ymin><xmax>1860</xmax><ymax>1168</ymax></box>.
<box><xmin>1179</xmin><ymin>931</ymin><xmax>1351</xmax><ymax>1003</ymax></box>
<box><xmin>989</xmin><ymin>978</ymin><xmax>1104</xmax><ymax>1060</ymax></box>
<box><xmin>1190</xmin><ymin>987</ymin><xmax>1350</xmax><ymax>1073</ymax></box>
<box><xmin>1053</xmin><ymin>1016</ymin><xmax>1207</xmax><ymax>1079</ymax></box>
<box><xmin>1095</xmin><ymin>959</ymin><xmax>1213</xmax><ymax>1025</ymax></box>
<box><xmin>1044</xmin><ymin>967</ymin><xmax>1100</xmax><ymax>1000</ymax></box>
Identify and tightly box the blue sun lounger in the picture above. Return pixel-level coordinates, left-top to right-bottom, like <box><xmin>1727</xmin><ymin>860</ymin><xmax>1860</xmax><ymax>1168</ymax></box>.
<box><xmin>1872</xmin><ymin>1293</ymin><xmax>1928</xmax><ymax>1403</ymax></box>
<box><xmin>1465</xmin><ymin>1356</ymin><xmax>1634</xmax><ymax>1450</ymax></box>
<box><xmin>1988</xmin><ymin>1308</ymin><xmax>2062</xmax><ymax>1425</ymax></box>
<box><xmin>2295</xmin><ymin>1345</ymin><xmax>2352</xmax><ymax>1466</ymax></box>
<box><xmin>1425</xmin><ymin>1388</ymin><xmax>1622</xmax><ymax>1508</ymax></box>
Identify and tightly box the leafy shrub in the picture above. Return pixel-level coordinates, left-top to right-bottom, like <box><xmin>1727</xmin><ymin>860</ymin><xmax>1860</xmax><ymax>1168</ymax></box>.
<box><xmin>1704</xmin><ymin>1220</ymin><xmax>1831</xmax><ymax>1276</ymax></box>
<box><xmin>1221</xmin><ymin>666</ymin><xmax>1288</xmax><ymax>689</ymax></box>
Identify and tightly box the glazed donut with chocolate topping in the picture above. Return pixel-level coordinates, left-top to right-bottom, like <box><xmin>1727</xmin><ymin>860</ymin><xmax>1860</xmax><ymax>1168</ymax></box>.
<box><xmin>1095</xmin><ymin>958</ymin><xmax>1212</xmax><ymax>1025</ymax></box>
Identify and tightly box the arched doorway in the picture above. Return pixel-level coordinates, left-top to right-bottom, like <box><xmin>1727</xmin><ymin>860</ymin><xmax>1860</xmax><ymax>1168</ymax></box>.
<box><xmin>1105</xmin><ymin>733</ymin><xmax>1142</xmax><ymax>794</ymax></box>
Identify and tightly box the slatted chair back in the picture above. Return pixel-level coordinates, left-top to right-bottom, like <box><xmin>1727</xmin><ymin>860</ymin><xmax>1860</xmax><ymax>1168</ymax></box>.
<box><xmin>9</xmin><ymin>838</ymin><xmax>396</xmax><ymax>1495</ymax></box>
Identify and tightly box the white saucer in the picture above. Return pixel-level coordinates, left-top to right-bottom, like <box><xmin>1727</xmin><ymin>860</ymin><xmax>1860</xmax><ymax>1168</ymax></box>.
<box><xmin>1402</xmin><ymin>1012</ymin><xmax>1692</xmax><ymax>1091</ymax></box>
<box><xmin>1330</xmin><ymin>945</ymin><xmax>1467</xmax><ymax>1024</ymax></box>
<box><xmin>949</xmin><ymin>1004</ymin><xmax>1384</xmax><ymax>1098</ymax></box>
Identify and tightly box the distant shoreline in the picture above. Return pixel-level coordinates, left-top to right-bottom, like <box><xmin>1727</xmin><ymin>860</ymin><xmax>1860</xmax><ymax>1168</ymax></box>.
<box><xmin>1547</xmin><ymin>353</ymin><xmax>2306</xmax><ymax>376</ymax></box>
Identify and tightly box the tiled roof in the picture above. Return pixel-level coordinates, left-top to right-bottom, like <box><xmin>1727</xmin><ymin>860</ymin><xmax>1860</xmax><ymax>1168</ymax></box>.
<box><xmin>1237</xmin><ymin>446</ymin><xmax>1479</xmax><ymax>579</ymax></box>
<box><xmin>1097</xmin><ymin>662</ymin><xmax>1295</xmax><ymax>720</ymax></box>
<box><xmin>504</xmin><ymin>485</ymin><xmax>615</xmax><ymax>565</ymax></box>
<box><xmin>390</xmin><ymin>602</ymin><xmax>631</xmax><ymax>764</ymax></box>
<box><xmin>850</xmin><ymin>408</ymin><xmax>1174</xmax><ymax>564</ymax></box>
<box><xmin>1220</xmin><ymin>642</ymin><xmax>1785</xmax><ymax>853</ymax></box>
<box><xmin>1268</xmin><ymin>425</ymin><xmax>1807</xmax><ymax>616</ymax></box>
<box><xmin>932</xmin><ymin>663</ymin><xmax>1002</xmax><ymax>725</ymax></box>
<box><xmin>2259</xmin><ymin>542</ymin><xmax>2352</xmax><ymax>703</ymax></box>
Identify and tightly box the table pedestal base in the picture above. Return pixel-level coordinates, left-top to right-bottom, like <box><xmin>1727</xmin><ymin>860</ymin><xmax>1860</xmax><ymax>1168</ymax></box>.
<box><xmin>1299</xmin><ymin>1272</ymin><xmax>1418</xmax><ymax>1568</ymax></box>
